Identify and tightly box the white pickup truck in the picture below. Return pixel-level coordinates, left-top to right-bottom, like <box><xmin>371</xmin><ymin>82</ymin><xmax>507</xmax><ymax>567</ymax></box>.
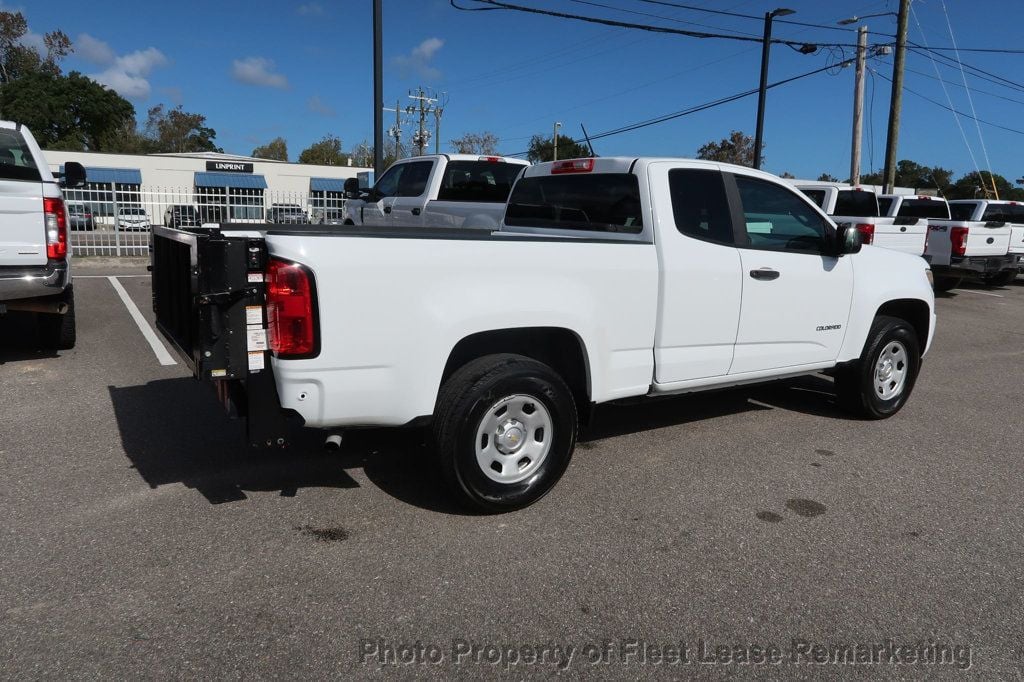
<box><xmin>878</xmin><ymin>194</ymin><xmax>1014</xmax><ymax>290</ymax></box>
<box><xmin>948</xmin><ymin>199</ymin><xmax>1024</xmax><ymax>285</ymax></box>
<box><xmin>0</xmin><ymin>121</ymin><xmax>85</xmax><ymax>348</ymax></box>
<box><xmin>342</xmin><ymin>154</ymin><xmax>529</xmax><ymax>229</ymax></box>
<box><xmin>152</xmin><ymin>157</ymin><xmax>935</xmax><ymax>512</ymax></box>
<box><xmin>795</xmin><ymin>182</ymin><xmax>927</xmax><ymax>256</ymax></box>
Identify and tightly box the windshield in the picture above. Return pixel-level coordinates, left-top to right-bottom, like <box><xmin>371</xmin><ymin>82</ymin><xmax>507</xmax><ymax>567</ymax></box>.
<box><xmin>897</xmin><ymin>199</ymin><xmax>950</xmax><ymax>220</ymax></box>
<box><xmin>120</xmin><ymin>208</ymin><xmax>147</xmax><ymax>216</ymax></box>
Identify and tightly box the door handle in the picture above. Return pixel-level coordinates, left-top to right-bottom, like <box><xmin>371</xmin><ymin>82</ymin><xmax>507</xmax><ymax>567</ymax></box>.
<box><xmin>383</xmin><ymin>206</ymin><xmax>392</xmax><ymax>214</ymax></box>
<box><xmin>749</xmin><ymin>268</ymin><xmax>780</xmax><ymax>281</ymax></box>
<box><xmin>411</xmin><ymin>207</ymin><xmax>421</xmax><ymax>216</ymax></box>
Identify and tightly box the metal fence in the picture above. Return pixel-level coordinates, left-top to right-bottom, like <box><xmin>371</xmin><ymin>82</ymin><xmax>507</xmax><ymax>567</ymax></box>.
<box><xmin>67</xmin><ymin>186</ymin><xmax>347</xmax><ymax>257</ymax></box>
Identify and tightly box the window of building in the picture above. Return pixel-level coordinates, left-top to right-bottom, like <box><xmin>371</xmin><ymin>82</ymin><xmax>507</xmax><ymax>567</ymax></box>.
<box><xmin>668</xmin><ymin>169</ymin><xmax>734</xmax><ymax>245</ymax></box>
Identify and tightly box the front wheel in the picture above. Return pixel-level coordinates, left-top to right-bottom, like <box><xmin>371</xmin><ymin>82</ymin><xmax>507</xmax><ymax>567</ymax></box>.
<box><xmin>432</xmin><ymin>354</ymin><xmax>577</xmax><ymax>513</ymax></box>
<box><xmin>835</xmin><ymin>315</ymin><xmax>920</xmax><ymax>420</ymax></box>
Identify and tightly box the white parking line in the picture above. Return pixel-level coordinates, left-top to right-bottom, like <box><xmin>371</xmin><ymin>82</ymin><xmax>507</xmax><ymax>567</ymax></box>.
<box><xmin>106</xmin><ymin>276</ymin><xmax>177</xmax><ymax>366</ymax></box>
<box><xmin>951</xmin><ymin>288</ymin><xmax>1004</xmax><ymax>298</ymax></box>
<box><xmin>75</xmin><ymin>274</ymin><xmax>150</xmax><ymax>278</ymax></box>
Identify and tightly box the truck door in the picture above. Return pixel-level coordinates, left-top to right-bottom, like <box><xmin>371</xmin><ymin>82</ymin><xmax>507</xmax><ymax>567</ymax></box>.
<box><xmin>650</xmin><ymin>164</ymin><xmax>743</xmax><ymax>384</ymax></box>
<box><xmin>0</xmin><ymin>128</ymin><xmax>47</xmax><ymax>267</ymax></box>
<box><xmin>387</xmin><ymin>160</ymin><xmax>433</xmax><ymax>227</ymax></box>
<box><xmin>728</xmin><ymin>174</ymin><xmax>853</xmax><ymax>375</ymax></box>
<box><xmin>360</xmin><ymin>163</ymin><xmax>404</xmax><ymax>227</ymax></box>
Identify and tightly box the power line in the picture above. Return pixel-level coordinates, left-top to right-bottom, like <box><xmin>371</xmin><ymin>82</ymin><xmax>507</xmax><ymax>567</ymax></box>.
<box><xmin>569</xmin><ymin>0</ymin><xmax>762</xmax><ymax>38</ymax></box>
<box><xmin>635</xmin><ymin>0</ymin><xmax>882</xmax><ymax>35</ymax></box>
<box><xmin>909</xmin><ymin>45</ymin><xmax>1024</xmax><ymax>94</ymax></box>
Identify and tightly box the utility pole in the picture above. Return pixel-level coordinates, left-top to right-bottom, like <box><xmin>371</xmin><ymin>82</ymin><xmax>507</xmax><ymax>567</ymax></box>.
<box><xmin>882</xmin><ymin>0</ymin><xmax>911</xmax><ymax>193</ymax></box>
<box><xmin>552</xmin><ymin>121</ymin><xmax>562</xmax><ymax>162</ymax></box>
<box><xmin>432</xmin><ymin>93</ymin><xmax>448</xmax><ymax>154</ymax></box>
<box><xmin>372</xmin><ymin>0</ymin><xmax>383</xmax><ymax>175</ymax></box>
<box><xmin>849</xmin><ymin>25</ymin><xmax>868</xmax><ymax>185</ymax></box>
<box><xmin>407</xmin><ymin>87</ymin><xmax>438</xmax><ymax>156</ymax></box>
<box><xmin>753</xmin><ymin>8</ymin><xmax>795</xmax><ymax>171</ymax></box>
<box><xmin>383</xmin><ymin>99</ymin><xmax>403</xmax><ymax>161</ymax></box>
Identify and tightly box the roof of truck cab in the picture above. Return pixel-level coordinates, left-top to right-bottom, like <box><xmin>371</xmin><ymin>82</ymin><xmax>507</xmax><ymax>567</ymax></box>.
<box><xmin>522</xmin><ymin>157</ymin><xmax>790</xmax><ymax>182</ymax></box>
<box><xmin>398</xmin><ymin>153</ymin><xmax>529</xmax><ymax>165</ymax></box>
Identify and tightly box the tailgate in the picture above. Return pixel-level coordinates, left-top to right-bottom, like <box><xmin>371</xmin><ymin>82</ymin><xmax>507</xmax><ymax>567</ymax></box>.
<box><xmin>872</xmin><ymin>217</ymin><xmax>928</xmax><ymax>255</ymax></box>
<box><xmin>0</xmin><ymin>179</ymin><xmax>47</xmax><ymax>266</ymax></box>
<box><xmin>965</xmin><ymin>224</ymin><xmax>1011</xmax><ymax>256</ymax></box>
<box><xmin>151</xmin><ymin>224</ymin><xmax>292</xmax><ymax>447</ymax></box>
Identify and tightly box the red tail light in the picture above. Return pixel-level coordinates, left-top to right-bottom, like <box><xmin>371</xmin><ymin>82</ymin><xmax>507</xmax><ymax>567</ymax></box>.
<box><xmin>266</xmin><ymin>258</ymin><xmax>318</xmax><ymax>358</ymax></box>
<box><xmin>951</xmin><ymin>226</ymin><xmax>969</xmax><ymax>256</ymax></box>
<box><xmin>43</xmin><ymin>197</ymin><xmax>68</xmax><ymax>259</ymax></box>
<box><xmin>551</xmin><ymin>158</ymin><xmax>594</xmax><ymax>174</ymax></box>
<box><xmin>855</xmin><ymin>223</ymin><xmax>875</xmax><ymax>245</ymax></box>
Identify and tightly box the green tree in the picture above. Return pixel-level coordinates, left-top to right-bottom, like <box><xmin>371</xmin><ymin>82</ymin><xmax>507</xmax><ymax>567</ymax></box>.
<box><xmin>860</xmin><ymin>160</ymin><xmax>953</xmax><ymax>191</ymax></box>
<box><xmin>817</xmin><ymin>172</ymin><xmax>839</xmax><ymax>182</ymax></box>
<box><xmin>450</xmin><ymin>131</ymin><xmax>499</xmax><ymax>155</ymax></box>
<box><xmin>527</xmin><ymin>133</ymin><xmax>590</xmax><ymax>163</ymax></box>
<box><xmin>946</xmin><ymin>172</ymin><xmax>1024</xmax><ymax>201</ymax></box>
<box><xmin>252</xmin><ymin>137</ymin><xmax>288</xmax><ymax>161</ymax></box>
<box><xmin>696</xmin><ymin>130</ymin><xmax>760</xmax><ymax>167</ymax></box>
<box><xmin>144</xmin><ymin>104</ymin><xmax>222</xmax><ymax>153</ymax></box>
<box><xmin>0</xmin><ymin>71</ymin><xmax>135</xmax><ymax>151</ymax></box>
<box><xmin>0</xmin><ymin>11</ymin><xmax>71</xmax><ymax>83</ymax></box>
<box><xmin>299</xmin><ymin>134</ymin><xmax>348</xmax><ymax>165</ymax></box>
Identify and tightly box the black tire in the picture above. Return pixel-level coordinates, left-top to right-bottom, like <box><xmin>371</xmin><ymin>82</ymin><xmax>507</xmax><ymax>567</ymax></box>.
<box><xmin>37</xmin><ymin>286</ymin><xmax>76</xmax><ymax>350</ymax></box>
<box><xmin>432</xmin><ymin>353</ymin><xmax>577</xmax><ymax>513</ymax></box>
<box><xmin>933</xmin><ymin>275</ymin><xmax>962</xmax><ymax>293</ymax></box>
<box><xmin>835</xmin><ymin>315</ymin><xmax>920</xmax><ymax>420</ymax></box>
<box><xmin>983</xmin><ymin>270</ymin><xmax>1017</xmax><ymax>287</ymax></box>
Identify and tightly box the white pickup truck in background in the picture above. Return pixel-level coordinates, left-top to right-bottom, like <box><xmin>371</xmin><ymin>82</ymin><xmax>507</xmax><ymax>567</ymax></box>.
<box><xmin>878</xmin><ymin>194</ymin><xmax>1014</xmax><ymax>290</ymax></box>
<box><xmin>342</xmin><ymin>154</ymin><xmax>529</xmax><ymax>229</ymax></box>
<box><xmin>153</xmin><ymin>157</ymin><xmax>935</xmax><ymax>512</ymax></box>
<box><xmin>0</xmin><ymin>121</ymin><xmax>86</xmax><ymax>348</ymax></box>
<box><xmin>794</xmin><ymin>182</ymin><xmax>927</xmax><ymax>256</ymax></box>
<box><xmin>948</xmin><ymin>199</ymin><xmax>1024</xmax><ymax>285</ymax></box>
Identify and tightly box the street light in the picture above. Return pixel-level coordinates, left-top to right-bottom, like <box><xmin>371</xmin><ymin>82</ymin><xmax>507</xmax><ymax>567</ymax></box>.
<box><xmin>752</xmin><ymin>8</ymin><xmax>794</xmax><ymax>170</ymax></box>
<box><xmin>837</xmin><ymin>11</ymin><xmax>897</xmax><ymax>25</ymax></box>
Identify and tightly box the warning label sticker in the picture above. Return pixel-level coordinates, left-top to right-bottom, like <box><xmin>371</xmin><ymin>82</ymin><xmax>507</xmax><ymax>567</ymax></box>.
<box><xmin>247</xmin><ymin>328</ymin><xmax>267</xmax><ymax>352</ymax></box>
<box><xmin>245</xmin><ymin>306</ymin><xmax>262</xmax><ymax>326</ymax></box>
<box><xmin>248</xmin><ymin>351</ymin><xmax>265</xmax><ymax>371</ymax></box>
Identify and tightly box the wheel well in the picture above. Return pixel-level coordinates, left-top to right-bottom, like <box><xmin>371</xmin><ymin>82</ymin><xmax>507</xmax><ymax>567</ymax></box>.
<box><xmin>442</xmin><ymin>327</ymin><xmax>592</xmax><ymax>416</ymax></box>
<box><xmin>876</xmin><ymin>299</ymin><xmax>930</xmax><ymax>351</ymax></box>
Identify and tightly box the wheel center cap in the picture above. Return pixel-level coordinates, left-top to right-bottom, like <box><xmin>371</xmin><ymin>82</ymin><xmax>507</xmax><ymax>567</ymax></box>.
<box><xmin>878</xmin><ymin>359</ymin><xmax>893</xmax><ymax>381</ymax></box>
<box><xmin>495</xmin><ymin>420</ymin><xmax>526</xmax><ymax>454</ymax></box>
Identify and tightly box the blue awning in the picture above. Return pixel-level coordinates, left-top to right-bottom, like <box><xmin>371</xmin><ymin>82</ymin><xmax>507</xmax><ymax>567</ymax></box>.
<box><xmin>60</xmin><ymin>166</ymin><xmax>142</xmax><ymax>184</ymax></box>
<box><xmin>194</xmin><ymin>172</ymin><xmax>267</xmax><ymax>189</ymax></box>
<box><xmin>310</xmin><ymin>177</ymin><xmax>346</xmax><ymax>192</ymax></box>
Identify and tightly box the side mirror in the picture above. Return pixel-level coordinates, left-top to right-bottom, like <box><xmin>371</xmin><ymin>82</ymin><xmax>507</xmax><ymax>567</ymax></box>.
<box><xmin>343</xmin><ymin>177</ymin><xmax>361</xmax><ymax>200</ymax></box>
<box><xmin>62</xmin><ymin>161</ymin><xmax>87</xmax><ymax>189</ymax></box>
<box><xmin>837</xmin><ymin>224</ymin><xmax>863</xmax><ymax>255</ymax></box>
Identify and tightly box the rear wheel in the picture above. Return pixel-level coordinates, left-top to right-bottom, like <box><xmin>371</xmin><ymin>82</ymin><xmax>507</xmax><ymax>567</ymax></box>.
<box><xmin>983</xmin><ymin>270</ymin><xmax>1017</xmax><ymax>287</ymax></box>
<box><xmin>37</xmin><ymin>286</ymin><xmax>76</xmax><ymax>350</ymax></box>
<box><xmin>933</xmin><ymin>275</ymin><xmax>962</xmax><ymax>293</ymax></box>
<box><xmin>835</xmin><ymin>315</ymin><xmax>920</xmax><ymax>419</ymax></box>
<box><xmin>433</xmin><ymin>354</ymin><xmax>577</xmax><ymax>513</ymax></box>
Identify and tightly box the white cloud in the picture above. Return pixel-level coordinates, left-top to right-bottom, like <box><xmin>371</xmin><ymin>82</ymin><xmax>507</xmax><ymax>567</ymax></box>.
<box><xmin>19</xmin><ymin>30</ymin><xmax>46</xmax><ymax>54</ymax></box>
<box><xmin>297</xmin><ymin>3</ymin><xmax>323</xmax><ymax>15</ymax></box>
<box><xmin>76</xmin><ymin>33</ymin><xmax>115</xmax><ymax>65</ymax></box>
<box><xmin>307</xmin><ymin>95</ymin><xmax>336</xmax><ymax>117</ymax></box>
<box><xmin>90</xmin><ymin>46</ymin><xmax>169</xmax><ymax>100</ymax></box>
<box><xmin>393</xmin><ymin>37</ymin><xmax>444</xmax><ymax>80</ymax></box>
<box><xmin>230</xmin><ymin>57</ymin><xmax>289</xmax><ymax>89</ymax></box>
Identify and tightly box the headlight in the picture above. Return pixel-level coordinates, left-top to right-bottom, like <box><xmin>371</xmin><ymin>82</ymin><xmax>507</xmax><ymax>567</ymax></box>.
<box><xmin>925</xmin><ymin>269</ymin><xmax>934</xmax><ymax>286</ymax></box>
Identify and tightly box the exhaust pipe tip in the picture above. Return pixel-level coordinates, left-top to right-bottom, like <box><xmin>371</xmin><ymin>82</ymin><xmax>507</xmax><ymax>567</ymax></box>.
<box><xmin>324</xmin><ymin>433</ymin><xmax>343</xmax><ymax>451</ymax></box>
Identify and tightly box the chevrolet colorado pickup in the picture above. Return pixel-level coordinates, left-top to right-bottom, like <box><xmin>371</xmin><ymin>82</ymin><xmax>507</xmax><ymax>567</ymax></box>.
<box><xmin>794</xmin><ymin>182</ymin><xmax>927</xmax><ymax>256</ymax></box>
<box><xmin>0</xmin><ymin>121</ymin><xmax>86</xmax><ymax>348</ymax></box>
<box><xmin>878</xmin><ymin>194</ymin><xmax>1014</xmax><ymax>291</ymax></box>
<box><xmin>948</xmin><ymin>199</ymin><xmax>1024</xmax><ymax>285</ymax></box>
<box><xmin>152</xmin><ymin>158</ymin><xmax>935</xmax><ymax>512</ymax></box>
<box><xmin>342</xmin><ymin>154</ymin><xmax>529</xmax><ymax>229</ymax></box>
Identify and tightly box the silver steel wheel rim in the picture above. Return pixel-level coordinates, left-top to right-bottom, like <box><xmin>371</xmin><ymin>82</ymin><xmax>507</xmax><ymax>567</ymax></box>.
<box><xmin>874</xmin><ymin>340</ymin><xmax>909</xmax><ymax>401</ymax></box>
<box><xmin>474</xmin><ymin>394</ymin><xmax>553</xmax><ymax>485</ymax></box>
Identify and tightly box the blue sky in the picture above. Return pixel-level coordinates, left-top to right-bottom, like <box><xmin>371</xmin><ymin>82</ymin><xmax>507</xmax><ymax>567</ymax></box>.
<box><xmin>20</xmin><ymin>0</ymin><xmax>1024</xmax><ymax>181</ymax></box>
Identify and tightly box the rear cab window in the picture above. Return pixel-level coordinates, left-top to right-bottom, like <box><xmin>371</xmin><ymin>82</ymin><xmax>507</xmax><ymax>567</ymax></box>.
<box><xmin>834</xmin><ymin>190</ymin><xmax>879</xmax><ymax>217</ymax></box>
<box><xmin>437</xmin><ymin>161</ymin><xmax>525</xmax><ymax>202</ymax></box>
<box><xmin>799</xmin><ymin>189</ymin><xmax>827</xmax><ymax>209</ymax></box>
<box><xmin>505</xmin><ymin>173</ymin><xmax>643</xmax><ymax>234</ymax></box>
<box><xmin>950</xmin><ymin>204</ymin><xmax>976</xmax><ymax>220</ymax></box>
<box><xmin>981</xmin><ymin>204</ymin><xmax>1024</xmax><ymax>222</ymax></box>
<box><xmin>897</xmin><ymin>199</ymin><xmax>950</xmax><ymax>220</ymax></box>
<box><xmin>0</xmin><ymin>128</ymin><xmax>42</xmax><ymax>182</ymax></box>
<box><xmin>878</xmin><ymin>197</ymin><xmax>894</xmax><ymax>215</ymax></box>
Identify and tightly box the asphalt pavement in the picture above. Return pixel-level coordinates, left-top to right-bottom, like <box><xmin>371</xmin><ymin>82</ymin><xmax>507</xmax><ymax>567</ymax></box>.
<box><xmin>1</xmin><ymin>260</ymin><xmax>1021</xmax><ymax>679</ymax></box>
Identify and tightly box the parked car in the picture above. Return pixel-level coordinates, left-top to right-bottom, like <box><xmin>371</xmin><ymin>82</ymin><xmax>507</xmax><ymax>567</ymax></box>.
<box><xmin>117</xmin><ymin>205</ymin><xmax>150</xmax><ymax>231</ymax></box>
<box><xmin>66</xmin><ymin>202</ymin><xmax>95</xmax><ymax>231</ymax></box>
<box><xmin>152</xmin><ymin>157</ymin><xmax>935</xmax><ymax>512</ymax></box>
<box><xmin>0</xmin><ymin>120</ymin><xmax>85</xmax><ymax>348</ymax></box>
<box><xmin>267</xmin><ymin>204</ymin><xmax>309</xmax><ymax>224</ymax></box>
<box><xmin>948</xmin><ymin>199</ymin><xmax>1024</xmax><ymax>283</ymax></box>
<box><xmin>342</xmin><ymin>154</ymin><xmax>530</xmax><ymax>229</ymax></box>
<box><xmin>164</xmin><ymin>204</ymin><xmax>200</xmax><ymax>228</ymax></box>
<box><xmin>794</xmin><ymin>182</ymin><xmax>927</xmax><ymax>256</ymax></box>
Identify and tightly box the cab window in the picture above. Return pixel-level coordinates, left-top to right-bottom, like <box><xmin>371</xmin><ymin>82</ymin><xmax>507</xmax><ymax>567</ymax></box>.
<box><xmin>396</xmin><ymin>161</ymin><xmax>433</xmax><ymax>197</ymax></box>
<box><xmin>668</xmin><ymin>169</ymin><xmax>734</xmax><ymax>245</ymax></box>
<box><xmin>735</xmin><ymin>175</ymin><xmax>833</xmax><ymax>254</ymax></box>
